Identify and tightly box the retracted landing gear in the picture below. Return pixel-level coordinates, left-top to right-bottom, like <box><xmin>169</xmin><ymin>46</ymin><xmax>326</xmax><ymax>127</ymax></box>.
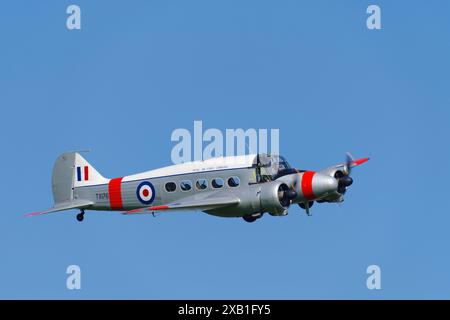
<box><xmin>243</xmin><ymin>212</ymin><xmax>264</xmax><ymax>223</ymax></box>
<box><xmin>76</xmin><ymin>209</ymin><xmax>85</xmax><ymax>222</ymax></box>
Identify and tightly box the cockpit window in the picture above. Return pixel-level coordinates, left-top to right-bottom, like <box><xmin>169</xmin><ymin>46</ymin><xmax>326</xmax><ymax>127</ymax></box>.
<box><xmin>277</xmin><ymin>156</ymin><xmax>291</xmax><ymax>171</ymax></box>
<box><xmin>256</xmin><ymin>154</ymin><xmax>292</xmax><ymax>182</ymax></box>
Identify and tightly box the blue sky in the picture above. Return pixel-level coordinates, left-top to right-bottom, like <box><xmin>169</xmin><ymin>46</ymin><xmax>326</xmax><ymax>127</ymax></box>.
<box><xmin>1</xmin><ymin>0</ymin><xmax>450</xmax><ymax>299</ymax></box>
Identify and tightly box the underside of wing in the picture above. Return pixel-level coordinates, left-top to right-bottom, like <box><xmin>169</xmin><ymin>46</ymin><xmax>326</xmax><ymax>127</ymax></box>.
<box><xmin>25</xmin><ymin>199</ymin><xmax>94</xmax><ymax>217</ymax></box>
<box><xmin>123</xmin><ymin>195</ymin><xmax>240</xmax><ymax>215</ymax></box>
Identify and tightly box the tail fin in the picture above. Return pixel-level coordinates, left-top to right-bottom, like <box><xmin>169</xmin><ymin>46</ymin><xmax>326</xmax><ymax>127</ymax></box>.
<box><xmin>52</xmin><ymin>152</ymin><xmax>108</xmax><ymax>204</ymax></box>
<box><xmin>25</xmin><ymin>152</ymin><xmax>105</xmax><ymax>217</ymax></box>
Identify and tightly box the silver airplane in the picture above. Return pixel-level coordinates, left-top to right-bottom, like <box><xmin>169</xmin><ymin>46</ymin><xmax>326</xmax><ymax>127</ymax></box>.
<box><xmin>27</xmin><ymin>152</ymin><xmax>369</xmax><ymax>222</ymax></box>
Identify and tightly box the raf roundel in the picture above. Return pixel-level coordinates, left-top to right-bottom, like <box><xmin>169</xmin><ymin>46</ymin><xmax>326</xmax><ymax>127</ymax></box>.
<box><xmin>136</xmin><ymin>181</ymin><xmax>156</xmax><ymax>205</ymax></box>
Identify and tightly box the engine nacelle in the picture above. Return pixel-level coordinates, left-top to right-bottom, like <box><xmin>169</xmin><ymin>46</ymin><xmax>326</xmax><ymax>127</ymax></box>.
<box><xmin>315</xmin><ymin>167</ymin><xmax>346</xmax><ymax>202</ymax></box>
<box><xmin>319</xmin><ymin>167</ymin><xmax>344</xmax><ymax>179</ymax></box>
<box><xmin>204</xmin><ymin>181</ymin><xmax>292</xmax><ymax>218</ymax></box>
<box><xmin>259</xmin><ymin>181</ymin><xmax>290</xmax><ymax>216</ymax></box>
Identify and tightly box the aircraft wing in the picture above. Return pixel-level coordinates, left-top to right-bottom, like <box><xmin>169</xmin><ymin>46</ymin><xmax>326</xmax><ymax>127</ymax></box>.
<box><xmin>122</xmin><ymin>195</ymin><xmax>240</xmax><ymax>215</ymax></box>
<box><xmin>25</xmin><ymin>199</ymin><xmax>94</xmax><ymax>217</ymax></box>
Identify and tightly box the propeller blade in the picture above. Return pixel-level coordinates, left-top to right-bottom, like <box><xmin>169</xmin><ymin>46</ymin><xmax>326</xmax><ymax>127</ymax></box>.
<box><xmin>345</xmin><ymin>152</ymin><xmax>354</xmax><ymax>175</ymax></box>
<box><xmin>351</xmin><ymin>157</ymin><xmax>370</xmax><ymax>166</ymax></box>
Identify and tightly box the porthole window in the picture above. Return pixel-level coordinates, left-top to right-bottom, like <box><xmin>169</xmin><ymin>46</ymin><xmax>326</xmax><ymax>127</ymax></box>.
<box><xmin>165</xmin><ymin>182</ymin><xmax>177</xmax><ymax>192</ymax></box>
<box><xmin>227</xmin><ymin>176</ymin><xmax>240</xmax><ymax>187</ymax></box>
<box><xmin>180</xmin><ymin>180</ymin><xmax>192</xmax><ymax>191</ymax></box>
<box><xmin>212</xmin><ymin>178</ymin><xmax>224</xmax><ymax>189</ymax></box>
<box><xmin>195</xmin><ymin>179</ymin><xmax>208</xmax><ymax>190</ymax></box>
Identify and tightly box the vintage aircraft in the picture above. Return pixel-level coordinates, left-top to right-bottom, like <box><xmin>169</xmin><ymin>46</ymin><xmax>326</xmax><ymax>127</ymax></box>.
<box><xmin>27</xmin><ymin>152</ymin><xmax>369</xmax><ymax>222</ymax></box>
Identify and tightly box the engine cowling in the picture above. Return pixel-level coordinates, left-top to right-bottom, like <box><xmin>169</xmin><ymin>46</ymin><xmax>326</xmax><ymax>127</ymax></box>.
<box><xmin>259</xmin><ymin>181</ymin><xmax>291</xmax><ymax>216</ymax></box>
<box><xmin>312</xmin><ymin>168</ymin><xmax>346</xmax><ymax>202</ymax></box>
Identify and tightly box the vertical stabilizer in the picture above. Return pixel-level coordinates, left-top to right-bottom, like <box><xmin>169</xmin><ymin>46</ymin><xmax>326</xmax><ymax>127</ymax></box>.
<box><xmin>51</xmin><ymin>152</ymin><xmax>108</xmax><ymax>205</ymax></box>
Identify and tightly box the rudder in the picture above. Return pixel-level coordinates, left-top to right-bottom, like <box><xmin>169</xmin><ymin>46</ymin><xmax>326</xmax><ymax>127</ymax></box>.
<box><xmin>51</xmin><ymin>152</ymin><xmax>107</xmax><ymax>205</ymax></box>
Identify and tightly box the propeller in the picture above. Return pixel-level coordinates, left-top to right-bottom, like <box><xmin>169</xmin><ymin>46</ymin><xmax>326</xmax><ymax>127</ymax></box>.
<box><xmin>336</xmin><ymin>153</ymin><xmax>370</xmax><ymax>194</ymax></box>
<box><xmin>334</xmin><ymin>153</ymin><xmax>353</xmax><ymax>194</ymax></box>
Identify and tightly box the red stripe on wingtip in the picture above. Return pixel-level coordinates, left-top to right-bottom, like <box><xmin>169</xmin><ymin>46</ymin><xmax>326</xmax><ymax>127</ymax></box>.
<box><xmin>25</xmin><ymin>211</ymin><xmax>43</xmax><ymax>217</ymax></box>
<box><xmin>147</xmin><ymin>205</ymin><xmax>170</xmax><ymax>211</ymax></box>
<box><xmin>352</xmin><ymin>157</ymin><xmax>370</xmax><ymax>166</ymax></box>
<box><xmin>124</xmin><ymin>205</ymin><xmax>170</xmax><ymax>214</ymax></box>
<box><xmin>124</xmin><ymin>208</ymin><xmax>143</xmax><ymax>214</ymax></box>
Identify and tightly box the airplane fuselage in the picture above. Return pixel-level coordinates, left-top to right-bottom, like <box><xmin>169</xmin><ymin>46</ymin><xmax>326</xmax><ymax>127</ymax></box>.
<box><xmin>28</xmin><ymin>152</ymin><xmax>368</xmax><ymax>222</ymax></box>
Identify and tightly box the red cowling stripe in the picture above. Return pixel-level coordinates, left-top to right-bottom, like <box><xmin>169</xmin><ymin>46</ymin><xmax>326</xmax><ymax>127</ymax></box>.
<box><xmin>301</xmin><ymin>171</ymin><xmax>316</xmax><ymax>200</ymax></box>
<box><xmin>109</xmin><ymin>177</ymin><xmax>124</xmax><ymax>210</ymax></box>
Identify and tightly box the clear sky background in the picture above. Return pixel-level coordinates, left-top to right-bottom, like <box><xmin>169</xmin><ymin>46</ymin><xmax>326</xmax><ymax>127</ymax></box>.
<box><xmin>1</xmin><ymin>1</ymin><xmax>449</xmax><ymax>299</ymax></box>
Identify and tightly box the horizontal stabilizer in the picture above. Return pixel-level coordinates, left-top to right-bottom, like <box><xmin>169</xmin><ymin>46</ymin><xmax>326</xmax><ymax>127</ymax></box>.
<box><xmin>25</xmin><ymin>199</ymin><xmax>94</xmax><ymax>217</ymax></box>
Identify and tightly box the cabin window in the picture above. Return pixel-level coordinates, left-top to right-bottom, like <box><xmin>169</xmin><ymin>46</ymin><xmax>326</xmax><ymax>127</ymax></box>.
<box><xmin>165</xmin><ymin>182</ymin><xmax>177</xmax><ymax>192</ymax></box>
<box><xmin>195</xmin><ymin>179</ymin><xmax>208</xmax><ymax>190</ymax></box>
<box><xmin>227</xmin><ymin>176</ymin><xmax>240</xmax><ymax>187</ymax></box>
<box><xmin>180</xmin><ymin>180</ymin><xmax>192</xmax><ymax>191</ymax></box>
<box><xmin>211</xmin><ymin>178</ymin><xmax>224</xmax><ymax>189</ymax></box>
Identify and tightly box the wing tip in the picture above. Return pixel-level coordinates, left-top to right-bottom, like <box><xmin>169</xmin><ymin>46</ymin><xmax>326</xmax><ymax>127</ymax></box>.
<box><xmin>148</xmin><ymin>205</ymin><xmax>170</xmax><ymax>211</ymax></box>
<box><xmin>24</xmin><ymin>211</ymin><xmax>44</xmax><ymax>217</ymax></box>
